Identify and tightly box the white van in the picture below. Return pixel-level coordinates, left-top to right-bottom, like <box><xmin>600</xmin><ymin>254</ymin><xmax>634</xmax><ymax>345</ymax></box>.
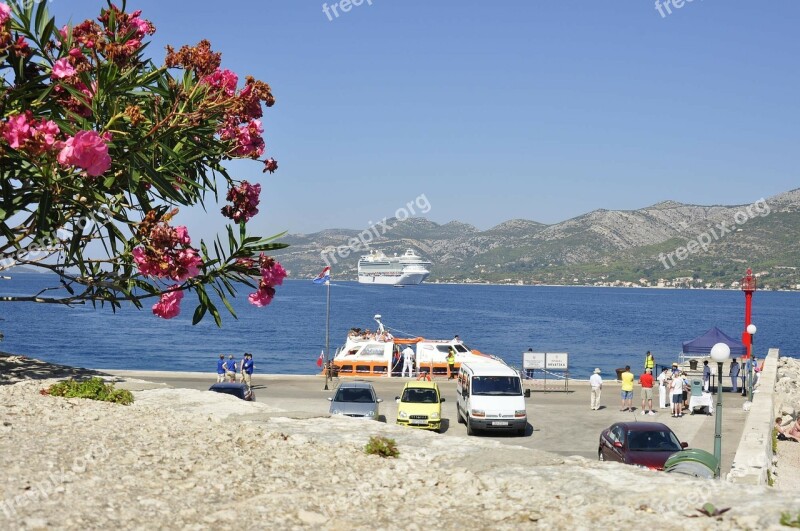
<box><xmin>456</xmin><ymin>361</ymin><xmax>528</xmax><ymax>436</ymax></box>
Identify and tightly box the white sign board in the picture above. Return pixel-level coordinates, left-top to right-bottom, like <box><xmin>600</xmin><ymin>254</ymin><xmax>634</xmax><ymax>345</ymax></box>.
<box><xmin>545</xmin><ymin>352</ymin><xmax>569</xmax><ymax>370</ymax></box>
<box><xmin>523</xmin><ymin>352</ymin><xmax>545</xmax><ymax>370</ymax></box>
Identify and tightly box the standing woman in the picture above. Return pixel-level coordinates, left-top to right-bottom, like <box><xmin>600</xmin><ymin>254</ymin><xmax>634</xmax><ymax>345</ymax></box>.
<box><xmin>657</xmin><ymin>368</ymin><xmax>669</xmax><ymax>409</ymax></box>
<box><xmin>670</xmin><ymin>370</ymin><xmax>685</xmax><ymax>417</ymax></box>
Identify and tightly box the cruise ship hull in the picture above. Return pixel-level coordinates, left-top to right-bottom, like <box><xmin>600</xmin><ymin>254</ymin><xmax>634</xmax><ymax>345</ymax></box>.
<box><xmin>357</xmin><ymin>270</ymin><xmax>430</xmax><ymax>286</ymax></box>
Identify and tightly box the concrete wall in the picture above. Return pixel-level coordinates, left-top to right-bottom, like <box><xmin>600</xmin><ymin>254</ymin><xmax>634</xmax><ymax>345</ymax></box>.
<box><xmin>727</xmin><ymin>348</ymin><xmax>779</xmax><ymax>485</ymax></box>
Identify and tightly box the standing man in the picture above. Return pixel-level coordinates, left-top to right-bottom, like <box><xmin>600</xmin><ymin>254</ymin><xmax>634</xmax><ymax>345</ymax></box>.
<box><xmin>241</xmin><ymin>352</ymin><xmax>254</xmax><ymax>390</ymax></box>
<box><xmin>225</xmin><ymin>354</ymin><xmax>237</xmax><ymax>382</ymax></box>
<box><xmin>589</xmin><ymin>368</ymin><xmax>603</xmax><ymax>410</ymax></box>
<box><xmin>401</xmin><ymin>345</ymin><xmax>415</xmax><ymax>378</ymax></box>
<box><xmin>644</xmin><ymin>351</ymin><xmax>655</xmax><ymax>372</ymax></box>
<box><xmin>216</xmin><ymin>354</ymin><xmax>226</xmax><ymax>383</ymax></box>
<box><xmin>729</xmin><ymin>358</ymin><xmax>740</xmax><ymax>393</ymax></box>
<box><xmin>446</xmin><ymin>347</ymin><xmax>456</xmax><ymax>380</ymax></box>
<box><xmin>620</xmin><ymin>365</ymin><xmax>634</xmax><ymax>412</ymax></box>
<box><xmin>639</xmin><ymin>368</ymin><xmax>655</xmax><ymax>415</ymax></box>
<box><xmin>702</xmin><ymin>360</ymin><xmax>711</xmax><ymax>392</ymax></box>
<box><xmin>670</xmin><ymin>370</ymin><xmax>685</xmax><ymax>417</ymax></box>
<box><xmin>657</xmin><ymin>368</ymin><xmax>670</xmax><ymax>409</ymax></box>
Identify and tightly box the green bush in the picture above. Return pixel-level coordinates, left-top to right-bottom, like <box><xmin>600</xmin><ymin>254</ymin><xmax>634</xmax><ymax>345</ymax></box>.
<box><xmin>773</xmin><ymin>427</ymin><xmax>779</xmax><ymax>455</ymax></box>
<box><xmin>780</xmin><ymin>511</ymin><xmax>800</xmax><ymax>528</ymax></box>
<box><xmin>364</xmin><ymin>436</ymin><xmax>399</xmax><ymax>458</ymax></box>
<box><xmin>44</xmin><ymin>377</ymin><xmax>134</xmax><ymax>405</ymax></box>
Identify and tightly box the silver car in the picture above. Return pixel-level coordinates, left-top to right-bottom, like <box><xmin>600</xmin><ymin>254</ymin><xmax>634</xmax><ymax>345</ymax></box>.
<box><xmin>328</xmin><ymin>381</ymin><xmax>382</xmax><ymax>420</ymax></box>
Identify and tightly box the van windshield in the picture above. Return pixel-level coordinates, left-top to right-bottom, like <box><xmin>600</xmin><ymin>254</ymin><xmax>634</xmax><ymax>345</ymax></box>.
<box><xmin>472</xmin><ymin>376</ymin><xmax>522</xmax><ymax>396</ymax></box>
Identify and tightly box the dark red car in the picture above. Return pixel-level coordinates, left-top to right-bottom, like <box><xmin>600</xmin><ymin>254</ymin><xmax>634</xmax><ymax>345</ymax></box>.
<box><xmin>598</xmin><ymin>422</ymin><xmax>688</xmax><ymax>470</ymax></box>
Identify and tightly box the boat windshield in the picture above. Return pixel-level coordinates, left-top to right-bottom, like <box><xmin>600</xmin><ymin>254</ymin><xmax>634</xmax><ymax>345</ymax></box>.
<box><xmin>401</xmin><ymin>388</ymin><xmax>439</xmax><ymax>403</ymax></box>
<box><xmin>471</xmin><ymin>376</ymin><xmax>522</xmax><ymax>396</ymax></box>
<box><xmin>627</xmin><ymin>430</ymin><xmax>682</xmax><ymax>452</ymax></box>
<box><xmin>334</xmin><ymin>388</ymin><xmax>376</xmax><ymax>403</ymax></box>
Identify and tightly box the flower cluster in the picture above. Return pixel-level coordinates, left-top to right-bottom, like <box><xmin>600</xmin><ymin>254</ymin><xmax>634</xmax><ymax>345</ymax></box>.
<box><xmin>221</xmin><ymin>180</ymin><xmax>261</xmax><ymax>223</ymax></box>
<box><xmin>219</xmin><ymin>119</ymin><xmax>264</xmax><ymax>159</ymax></box>
<box><xmin>132</xmin><ymin>210</ymin><xmax>203</xmax><ymax>283</ymax></box>
<box><xmin>247</xmin><ymin>254</ymin><xmax>287</xmax><ymax>307</ymax></box>
<box><xmin>152</xmin><ymin>286</ymin><xmax>183</xmax><ymax>319</ymax></box>
<box><xmin>0</xmin><ymin>3</ymin><xmax>10</xmax><ymax>26</ymax></box>
<box><xmin>0</xmin><ymin>112</ymin><xmax>111</xmax><ymax>176</ymax></box>
<box><xmin>57</xmin><ymin>130</ymin><xmax>112</xmax><ymax>177</ymax></box>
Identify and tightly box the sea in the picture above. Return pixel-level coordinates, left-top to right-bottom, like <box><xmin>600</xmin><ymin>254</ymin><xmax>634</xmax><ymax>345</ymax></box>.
<box><xmin>0</xmin><ymin>272</ymin><xmax>797</xmax><ymax>377</ymax></box>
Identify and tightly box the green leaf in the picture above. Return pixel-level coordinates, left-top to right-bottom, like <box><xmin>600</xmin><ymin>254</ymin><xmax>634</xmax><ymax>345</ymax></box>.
<box><xmin>192</xmin><ymin>303</ymin><xmax>207</xmax><ymax>325</ymax></box>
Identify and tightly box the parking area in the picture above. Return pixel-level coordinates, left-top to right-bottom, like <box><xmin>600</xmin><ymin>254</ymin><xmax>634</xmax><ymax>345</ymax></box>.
<box><xmin>109</xmin><ymin>371</ymin><xmax>749</xmax><ymax>475</ymax></box>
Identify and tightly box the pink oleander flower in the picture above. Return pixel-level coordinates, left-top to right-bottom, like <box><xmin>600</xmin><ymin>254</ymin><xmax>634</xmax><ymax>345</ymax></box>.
<box><xmin>51</xmin><ymin>58</ymin><xmax>76</xmax><ymax>79</ymax></box>
<box><xmin>175</xmin><ymin>226</ymin><xmax>191</xmax><ymax>245</ymax></box>
<box><xmin>132</xmin><ymin>247</ymin><xmax>161</xmax><ymax>277</ymax></box>
<box><xmin>262</xmin><ymin>158</ymin><xmax>278</xmax><ymax>174</ymax></box>
<box><xmin>57</xmin><ymin>130</ymin><xmax>111</xmax><ymax>177</ymax></box>
<box><xmin>261</xmin><ymin>261</ymin><xmax>287</xmax><ymax>287</ymax></box>
<box><xmin>248</xmin><ymin>283</ymin><xmax>275</xmax><ymax>307</ymax></box>
<box><xmin>0</xmin><ymin>3</ymin><xmax>11</xmax><ymax>26</ymax></box>
<box><xmin>202</xmin><ymin>68</ymin><xmax>238</xmax><ymax>97</ymax></box>
<box><xmin>2</xmin><ymin>113</ymin><xmax>32</xmax><ymax>149</ymax></box>
<box><xmin>221</xmin><ymin>180</ymin><xmax>261</xmax><ymax>223</ymax></box>
<box><xmin>173</xmin><ymin>248</ymin><xmax>202</xmax><ymax>281</ymax></box>
<box><xmin>152</xmin><ymin>287</ymin><xmax>183</xmax><ymax>319</ymax></box>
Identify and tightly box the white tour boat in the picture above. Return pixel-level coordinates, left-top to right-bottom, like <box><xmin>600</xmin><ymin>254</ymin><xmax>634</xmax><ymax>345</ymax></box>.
<box><xmin>328</xmin><ymin>315</ymin><xmax>502</xmax><ymax>377</ymax></box>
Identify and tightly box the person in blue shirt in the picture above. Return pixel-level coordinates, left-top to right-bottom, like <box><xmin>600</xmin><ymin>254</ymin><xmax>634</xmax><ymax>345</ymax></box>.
<box><xmin>729</xmin><ymin>358</ymin><xmax>740</xmax><ymax>393</ymax></box>
<box><xmin>702</xmin><ymin>360</ymin><xmax>711</xmax><ymax>392</ymax></box>
<box><xmin>225</xmin><ymin>354</ymin><xmax>237</xmax><ymax>382</ymax></box>
<box><xmin>216</xmin><ymin>354</ymin><xmax>226</xmax><ymax>383</ymax></box>
<box><xmin>241</xmin><ymin>352</ymin><xmax>255</xmax><ymax>389</ymax></box>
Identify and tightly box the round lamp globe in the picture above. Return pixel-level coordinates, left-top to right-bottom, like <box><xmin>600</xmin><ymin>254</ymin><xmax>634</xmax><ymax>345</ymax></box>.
<box><xmin>746</xmin><ymin>324</ymin><xmax>757</xmax><ymax>335</ymax></box>
<box><xmin>710</xmin><ymin>343</ymin><xmax>731</xmax><ymax>363</ymax></box>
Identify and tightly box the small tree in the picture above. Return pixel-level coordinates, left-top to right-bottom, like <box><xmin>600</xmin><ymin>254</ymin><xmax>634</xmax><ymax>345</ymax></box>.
<box><xmin>0</xmin><ymin>0</ymin><xmax>287</xmax><ymax>325</ymax></box>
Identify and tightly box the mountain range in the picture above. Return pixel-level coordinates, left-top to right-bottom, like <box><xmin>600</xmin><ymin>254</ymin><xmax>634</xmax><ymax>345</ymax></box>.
<box><xmin>273</xmin><ymin>188</ymin><xmax>800</xmax><ymax>289</ymax></box>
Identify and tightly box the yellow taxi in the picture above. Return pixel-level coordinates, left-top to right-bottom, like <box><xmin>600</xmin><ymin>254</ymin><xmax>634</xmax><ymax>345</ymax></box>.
<box><xmin>395</xmin><ymin>381</ymin><xmax>444</xmax><ymax>433</ymax></box>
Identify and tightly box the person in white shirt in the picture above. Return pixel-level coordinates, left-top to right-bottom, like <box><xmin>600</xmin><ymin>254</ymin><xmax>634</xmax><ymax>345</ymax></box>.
<box><xmin>657</xmin><ymin>368</ymin><xmax>670</xmax><ymax>409</ymax></box>
<box><xmin>589</xmin><ymin>368</ymin><xmax>603</xmax><ymax>410</ymax></box>
<box><xmin>401</xmin><ymin>346</ymin><xmax>415</xmax><ymax>377</ymax></box>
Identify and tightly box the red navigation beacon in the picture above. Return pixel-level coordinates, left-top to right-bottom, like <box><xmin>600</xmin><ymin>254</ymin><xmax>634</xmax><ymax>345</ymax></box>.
<box><xmin>740</xmin><ymin>268</ymin><xmax>757</xmax><ymax>358</ymax></box>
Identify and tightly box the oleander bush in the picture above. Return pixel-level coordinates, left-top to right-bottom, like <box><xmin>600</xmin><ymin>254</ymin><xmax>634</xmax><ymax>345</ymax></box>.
<box><xmin>44</xmin><ymin>376</ymin><xmax>134</xmax><ymax>404</ymax></box>
<box><xmin>364</xmin><ymin>436</ymin><xmax>399</xmax><ymax>458</ymax></box>
<box><xmin>0</xmin><ymin>0</ymin><xmax>286</xmax><ymax>325</ymax></box>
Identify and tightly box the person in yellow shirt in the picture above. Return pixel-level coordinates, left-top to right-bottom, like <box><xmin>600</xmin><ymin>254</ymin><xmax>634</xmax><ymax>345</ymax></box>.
<box><xmin>620</xmin><ymin>365</ymin><xmax>635</xmax><ymax>411</ymax></box>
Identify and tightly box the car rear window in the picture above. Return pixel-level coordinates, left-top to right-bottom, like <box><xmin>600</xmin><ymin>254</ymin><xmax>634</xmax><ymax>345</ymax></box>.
<box><xmin>627</xmin><ymin>430</ymin><xmax>682</xmax><ymax>451</ymax></box>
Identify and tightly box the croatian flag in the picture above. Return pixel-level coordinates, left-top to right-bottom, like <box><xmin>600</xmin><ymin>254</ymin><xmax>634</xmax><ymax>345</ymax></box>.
<box><xmin>316</xmin><ymin>350</ymin><xmax>324</xmax><ymax>367</ymax></box>
<box><xmin>313</xmin><ymin>266</ymin><xmax>331</xmax><ymax>284</ymax></box>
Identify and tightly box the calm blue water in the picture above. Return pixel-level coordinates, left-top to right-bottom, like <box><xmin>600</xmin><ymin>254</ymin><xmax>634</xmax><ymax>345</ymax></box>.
<box><xmin>0</xmin><ymin>273</ymin><xmax>797</xmax><ymax>376</ymax></box>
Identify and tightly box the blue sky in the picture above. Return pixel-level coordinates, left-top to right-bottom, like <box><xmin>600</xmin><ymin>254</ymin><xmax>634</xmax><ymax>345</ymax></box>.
<box><xmin>46</xmin><ymin>0</ymin><xmax>800</xmax><ymax>238</ymax></box>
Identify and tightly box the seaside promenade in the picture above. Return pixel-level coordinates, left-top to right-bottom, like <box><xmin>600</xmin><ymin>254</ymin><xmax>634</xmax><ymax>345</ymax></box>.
<box><xmin>107</xmin><ymin>369</ymin><xmax>749</xmax><ymax>475</ymax></box>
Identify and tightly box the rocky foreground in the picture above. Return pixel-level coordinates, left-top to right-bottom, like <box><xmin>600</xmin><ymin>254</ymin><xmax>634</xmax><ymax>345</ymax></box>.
<box><xmin>774</xmin><ymin>357</ymin><xmax>800</xmax><ymax>491</ymax></box>
<box><xmin>0</xmin><ymin>374</ymin><xmax>798</xmax><ymax>531</ymax></box>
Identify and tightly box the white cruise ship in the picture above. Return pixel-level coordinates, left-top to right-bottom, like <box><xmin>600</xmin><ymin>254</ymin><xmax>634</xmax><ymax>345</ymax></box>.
<box><xmin>357</xmin><ymin>249</ymin><xmax>432</xmax><ymax>285</ymax></box>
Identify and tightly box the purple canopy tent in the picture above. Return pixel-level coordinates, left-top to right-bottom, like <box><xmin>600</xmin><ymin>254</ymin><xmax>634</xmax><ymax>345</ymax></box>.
<box><xmin>681</xmin><ymin>327</ymin><xmax>747</xmax><ymax>358</ymax></box>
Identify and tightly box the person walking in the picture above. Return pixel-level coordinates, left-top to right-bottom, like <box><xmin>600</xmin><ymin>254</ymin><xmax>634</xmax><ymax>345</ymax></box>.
<box><xmin>446</xmin><ymin>347</ymin><xmax>456</xmax><ymax>380</ymax></box>
<box><xmin>657</xmin><ymin>367</ymin><xmax>670</xmax><ymax>409</ymax></box>
<box><xmin>702</xmin><ymin>360</ymin><xmax>711</xmax><ymax>392</ymax></box>
<box><xmin>241</xmin><ymin>353</ymin><xmax>254</xmax><ymax>390</ymax></box>
<box><xmin>401</xmin><ymin>346</ymin><xmax>415</xmax><ymax>378</ymax></box>
<box><xmin>670</xmin><ymin>370</ymin><xmax>685</xmax><ymax>417</ymax></box>
<box><xmin>620</xmin><ymin>365</ymin><xmax>634</xmax><ymax>411</ymax></box>
<box><xmin>216</xmin><ymin>354</ymin><xmax>226</xmax><ymax>383</ymax></box>
<box><xmin>589</xmin><ymin>368</ymin><xmax>603</xmax><ymax>410</ymax></box>
<box><xmin>639</xmin><ymin>368</ymin><xmax>655</xmax><ymax>415</ymax></box>
<box><xmin>729</xmin><ymin>358</ymin><xmax>740</xmax><ymax>393</ymax></box>
<box><xmin>225</xmin><ymin>354</ymin><xmax>237</xmax><ymax>382</ymax></box>
<box><xmin>644</xmin><ymin>351</ymin><xmax>655</xmax><ymax>371</ymax></box>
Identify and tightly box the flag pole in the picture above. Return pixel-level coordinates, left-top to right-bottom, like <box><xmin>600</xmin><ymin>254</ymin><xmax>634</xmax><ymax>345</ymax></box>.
<box><xmin>324</xmin><ymin>278</ymin><xmax>331</xmax><ymax>390</ymax></box>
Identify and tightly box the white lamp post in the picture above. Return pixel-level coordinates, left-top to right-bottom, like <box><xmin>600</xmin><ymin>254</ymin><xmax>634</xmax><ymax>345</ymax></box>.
<box><xmin>710</xmin><ymin>342</ymin><xmax>731</xmax><ymax>478</ymax></box>
<box><xmin>746</xmin><ymin>324</ymin><xmax>757</xmax><ymax>400</ymax></box>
